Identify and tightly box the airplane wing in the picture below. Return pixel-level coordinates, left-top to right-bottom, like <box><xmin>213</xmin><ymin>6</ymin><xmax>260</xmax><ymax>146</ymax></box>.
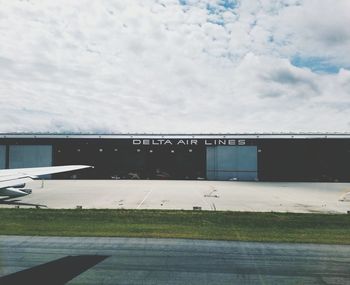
<box><xmin>0</xmin><ymin>177</ymin><xmax>33</xmax><ymax>189</ymax></box>
<box><xmin>0</xmin><ymin>165</ymin><xmax>92</xmax><ymax>197</ymax></box>
<box><xmin>0</xmin><ymin>165</ymin><xmax>92</xmax><ymax>180</ymax></box>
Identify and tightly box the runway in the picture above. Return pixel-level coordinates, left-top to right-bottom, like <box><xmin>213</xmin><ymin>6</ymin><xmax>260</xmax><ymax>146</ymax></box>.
<box><xmin>1</xmin><ymin>180</ymin><xmax>350</xmax><ymax>213</ymax></box>
<box><xmin>0</xmin><ymin>236</ymin><xmax>349</xmax><ymax>284</ymax></box>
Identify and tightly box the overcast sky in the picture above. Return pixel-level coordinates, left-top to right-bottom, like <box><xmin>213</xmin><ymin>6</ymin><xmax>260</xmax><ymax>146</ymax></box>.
<box><xmin>0</xmin><ymin>0</ymin><xmax>350</xmax><ymax>133</ymax></box>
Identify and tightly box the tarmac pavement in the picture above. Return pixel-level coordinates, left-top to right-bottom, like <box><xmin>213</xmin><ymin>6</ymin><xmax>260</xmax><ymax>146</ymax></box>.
<box><xmin>1</xmin><ymin>180</ymin><xmax>350</xmax><ymax>213</ymax></box>
<box><xmin>0</xmin><ymin>235</ymin><xmax>350</xmax><ymax>284</ymax></box>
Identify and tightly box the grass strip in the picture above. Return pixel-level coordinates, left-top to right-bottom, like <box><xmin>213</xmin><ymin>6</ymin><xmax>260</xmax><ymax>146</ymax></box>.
<box><xmin>0</xmin><ymin>209</ymin><xmax>349</xmax><ymax>244</ymax></box>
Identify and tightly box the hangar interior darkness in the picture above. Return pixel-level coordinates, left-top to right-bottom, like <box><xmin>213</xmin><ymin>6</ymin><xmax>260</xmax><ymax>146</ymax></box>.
<box><xmin>0</xmin><ymin>135</ymin><xmax>350</xmax><ymax>182</ymax></box>
<box><xmin>258</xmin><ymin>139</ymin><xmax>350</xmax><ymax>182</ymax></box>
<box><xmin>53</xmin><ymin>140</ymin><xmax>206</xmax><ymax>180</ymax></box>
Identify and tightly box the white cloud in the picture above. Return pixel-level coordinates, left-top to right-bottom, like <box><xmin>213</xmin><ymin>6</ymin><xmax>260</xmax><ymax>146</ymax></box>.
<box><xmin>0</xmin><ymin>0</ymin><xmax>349</xmax><ymax>133</ymax></box>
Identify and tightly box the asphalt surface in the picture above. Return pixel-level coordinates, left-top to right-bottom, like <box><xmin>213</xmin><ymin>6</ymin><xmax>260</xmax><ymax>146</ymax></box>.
<box><xmin>0</xmin><ymin>236</ymin><xmax>349</xmax><ymax>284</ymax></box>
<box><xmin>2</xmin><ymin>180</ymin><xmax>350</xmax><ymax>213</ymax></box>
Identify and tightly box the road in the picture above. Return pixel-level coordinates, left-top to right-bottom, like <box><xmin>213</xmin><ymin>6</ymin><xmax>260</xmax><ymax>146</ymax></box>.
<box><xmin>0</xmin><ymin>236</ymin><xmax>349</xmax><ymax>284</ymax></box>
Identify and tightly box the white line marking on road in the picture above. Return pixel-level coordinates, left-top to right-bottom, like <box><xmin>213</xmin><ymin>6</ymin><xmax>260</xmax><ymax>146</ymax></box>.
<box><xmin>137</xmin><ymin>190</ymin><xmax>153</xmax><ymax>209</ymax></box>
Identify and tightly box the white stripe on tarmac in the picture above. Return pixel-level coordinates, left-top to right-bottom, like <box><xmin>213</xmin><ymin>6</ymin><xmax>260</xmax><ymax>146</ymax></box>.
<box><xmin>136</xmin><ymin>190</ymin><xmax>153</xmax><ymax>209</ymax></box>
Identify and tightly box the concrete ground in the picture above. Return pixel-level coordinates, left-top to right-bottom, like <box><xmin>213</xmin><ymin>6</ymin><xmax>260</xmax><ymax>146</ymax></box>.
<box><xmin>0</xmin><ymin>235</ymin><xmax>349</xmax><ymax>284</ymax></box>
<box><xmin>1</xmin><ymin>180</ymin><xmax>350</xmax><ymax>213</ymax></box>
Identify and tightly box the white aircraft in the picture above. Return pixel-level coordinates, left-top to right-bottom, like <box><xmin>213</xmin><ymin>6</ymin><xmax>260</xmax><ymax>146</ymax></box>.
<box><xmin>0</xmin><ymin>165</ymin><xmax>92</xmax><ymax>198</ymax></box>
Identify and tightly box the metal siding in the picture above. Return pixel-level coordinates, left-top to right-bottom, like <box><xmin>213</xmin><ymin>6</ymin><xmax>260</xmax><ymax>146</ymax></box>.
<box><xmin>236</xmin><ymin>146</ymin><xmax>257</xmax><ymax>171</ymax></box>
<box><xmin>0</xmin><ymin>145</ymin><xmax>5</xmax><ymax>169</ymax></box>
<box><xmin>2</xmin><ymin>133</ymin><xmax>350</xmax><ymax>139</ymax></box>
<box><xmin>9</xmin><ymin>145</ymin><xmax>53</xmax><ymax>168</ymax></box>
<box><xmin>206</xmin><ymin>146</ymin><xmax>257</xmax><ymax>181</ymax></box>
<box><xmin>206</xmin><ymin>147</ymin><xmax>217</xmax><ymax>180</ymax></box>
<box><xmin>218</xmin><ymin>147</ymin><xmax>238</xmax><ymax>170</ymax></box>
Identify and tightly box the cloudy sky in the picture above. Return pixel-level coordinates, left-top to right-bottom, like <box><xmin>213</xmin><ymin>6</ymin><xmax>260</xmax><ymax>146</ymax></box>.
<box><xmin>0</xmin><ymin>0</ymin><xmax>350</xmax><ymax>133</ymax></box>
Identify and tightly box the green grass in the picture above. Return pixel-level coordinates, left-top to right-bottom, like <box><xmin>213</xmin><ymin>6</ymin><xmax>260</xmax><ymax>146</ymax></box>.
<box><xmin>0</xmin><ymin>209</ymin><xmax>350</xmax><ymax>244</ymax></box>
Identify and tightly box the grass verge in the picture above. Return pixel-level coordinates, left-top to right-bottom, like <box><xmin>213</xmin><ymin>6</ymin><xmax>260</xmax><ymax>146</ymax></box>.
<box><xmin>0</xmin><ymin>209</ymin><xmax>349</xmax><ymax>244</ymax></box>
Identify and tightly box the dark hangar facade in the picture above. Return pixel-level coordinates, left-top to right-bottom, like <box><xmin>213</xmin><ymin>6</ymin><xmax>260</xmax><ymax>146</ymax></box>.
<box><xmin>0</xmin><ymin>134</ymin><xmax>350</xmax><ymax>182</ymax></box>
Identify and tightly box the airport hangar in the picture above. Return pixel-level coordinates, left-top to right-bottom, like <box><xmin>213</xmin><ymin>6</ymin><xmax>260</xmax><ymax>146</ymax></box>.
<box><xmin>0</xmin><ymin>133</ymin><xmax>350</xmax><ymax>182</ymax></box>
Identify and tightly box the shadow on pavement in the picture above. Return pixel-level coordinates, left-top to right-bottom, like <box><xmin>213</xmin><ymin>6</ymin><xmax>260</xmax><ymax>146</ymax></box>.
<box><xmin>0</xmin><ymin>255</ymin><xmax>109</xmax><ymax>285</ymax></box>
<box><xmin>0</xmin><ymin>198</ymin><xmax>47</xmax><ymax>208</ymax></box>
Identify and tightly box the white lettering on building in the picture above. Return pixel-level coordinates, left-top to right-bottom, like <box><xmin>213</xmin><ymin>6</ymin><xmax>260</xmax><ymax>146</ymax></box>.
<box><xmin>132</xmin><ymin>139</ymin><xmax>247</xmax><ymax>146</ymax></box>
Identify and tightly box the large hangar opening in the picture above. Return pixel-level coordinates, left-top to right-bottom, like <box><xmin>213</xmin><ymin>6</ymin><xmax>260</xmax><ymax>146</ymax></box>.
<box><xmin>206</xmin><ymin>146</ymin><xmax>258</xmax><ymax>181</ymax></box>
<box><xmin>53</xmin><ymin>140</ymin><xmax>206</xmax><ymax>180</ymax></box>
<box><xmin>9</xmin><ymin>145</ymin><xmax>52</xmax><ymax>169</ymax></box>
<box><xmin>258</xmin><ymin>139</ymin><xmax>350</xmax><ymax>182</ymax></box>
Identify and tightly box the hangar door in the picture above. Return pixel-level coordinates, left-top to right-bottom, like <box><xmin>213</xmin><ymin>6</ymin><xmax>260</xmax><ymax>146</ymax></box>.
<box><xmin>0</xmin><ymin>145</ymin><xmax>5</xmax><ymax>169</ymax></box>
<box><xmin>206</xmin><ymin>146</ymin><xmax>257</xmax><ymax>181</ymax></box>
<box><xmin>9</xmin><ymin>145</ymin><xmax>52</xmax><ymax>168</ymax></box>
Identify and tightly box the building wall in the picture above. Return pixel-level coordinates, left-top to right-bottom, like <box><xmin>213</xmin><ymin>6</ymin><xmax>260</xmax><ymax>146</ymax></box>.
<box><xmin>0</xmin><ymin>136</ymin><xmax>349</xmax><ymax>182</ymax></box>
<box><xmin>206</xmin><ymin>146</ymin><xmax>258</xmax><ymax>181</ymax></box>
<box><xmin>0</xmin><ymin>145</ymin><xmax>5</xmax><ymax>169</ymax></box>
<box><xmin>9</xmin><ymin>145</ymin><xmax>52</xmax><ymax>168</ymax></box>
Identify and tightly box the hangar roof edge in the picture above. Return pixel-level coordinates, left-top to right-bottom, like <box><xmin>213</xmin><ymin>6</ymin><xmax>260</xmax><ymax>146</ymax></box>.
<box><xmin>1</xmin><ymin>133</ymin><xmax>350</xmax><ymax>139</ymax></box>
